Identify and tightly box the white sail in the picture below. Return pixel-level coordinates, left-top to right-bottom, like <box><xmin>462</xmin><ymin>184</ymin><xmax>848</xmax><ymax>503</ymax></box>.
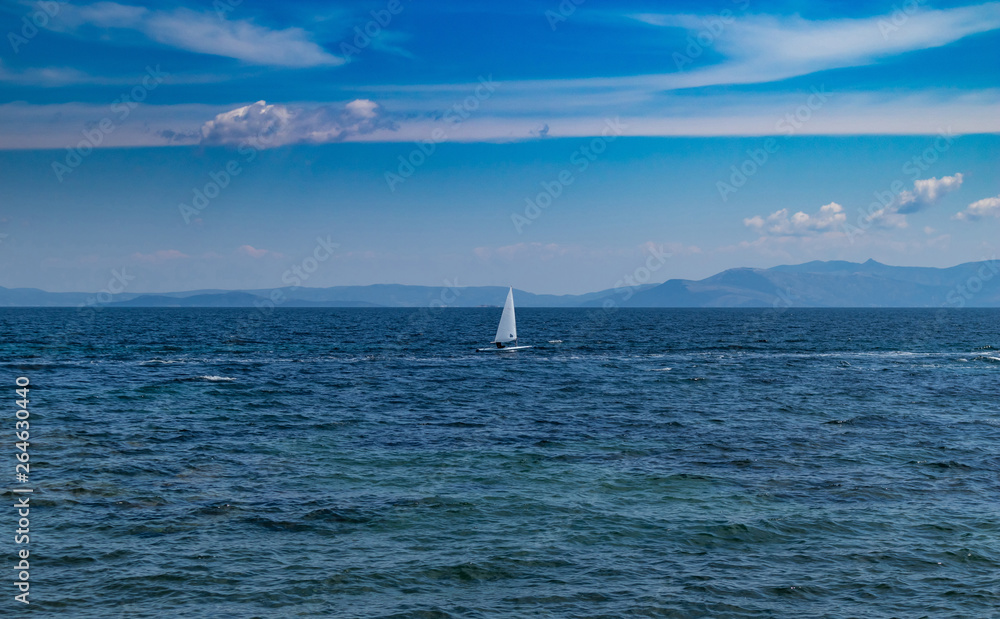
<box><xmin>492</xmin><ymin>287</ymin><xmax>517</xmax><ymax>343</ymax></box>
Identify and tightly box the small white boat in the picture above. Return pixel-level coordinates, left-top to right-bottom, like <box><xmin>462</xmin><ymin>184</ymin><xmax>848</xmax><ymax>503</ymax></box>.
<box><xmin>477</xmin><ymin>287</ymin><xmax>532</xmax><ymax>352</ymax></box>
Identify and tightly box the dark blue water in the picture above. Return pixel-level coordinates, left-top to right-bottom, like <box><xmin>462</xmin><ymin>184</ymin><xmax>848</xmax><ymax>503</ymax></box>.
<box><xmin>2</xmin><ymin>308</ymin><xmax>999</xmax><ymax>617</ymax></box>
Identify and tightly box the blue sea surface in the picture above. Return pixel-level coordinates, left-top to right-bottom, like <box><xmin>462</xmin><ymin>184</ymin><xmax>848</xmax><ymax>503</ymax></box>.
<box><xmin>2</xmin><ymin>308</ymin><xmax>999</xmax><ymax>617</ymax></box>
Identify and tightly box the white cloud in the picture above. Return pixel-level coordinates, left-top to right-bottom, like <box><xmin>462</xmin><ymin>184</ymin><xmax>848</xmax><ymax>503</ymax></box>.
<box><xmin>55</xmin><ymin>2</ymin><xmax>342</xmax><ymax>67</ymax></box>
<box><xmin>742</xmin><ymin>174</ymin><xmax>966</xmax><ymax>249</ymax></box>
<box><xmin>896</xmin><ymin>173</ymin><xmax>964</xmax><ymax>213</ymax></box>
<box><xmin>744</xmin><ymin>202</ymin><xmax>846</xmax><ymax>236</ymax></box>
<box><xmin>344</xmin><ymin>99</ymin><xmax>379</xmax><ymax>119</ymax></box>
<box><xmin>955</xmin><ymin>194</ymin><xmax>1000</xmax><ymax>221</ymax></box>
<box><xmin>867</xmin><ymin>173</ymin><xmax>964</xmax><ymax>226</ymax></box>
<box><xmin>199</xmin><ymin>99</ymin><xmax>393</xmax><ymax>147</ymax></box>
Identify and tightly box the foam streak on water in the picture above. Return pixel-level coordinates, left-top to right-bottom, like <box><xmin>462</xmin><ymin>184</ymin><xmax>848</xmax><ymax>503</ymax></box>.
<box><xmin>1</xmin><ymin>308</ymin><xmax>998</xmax><ymax>617</ymax></box>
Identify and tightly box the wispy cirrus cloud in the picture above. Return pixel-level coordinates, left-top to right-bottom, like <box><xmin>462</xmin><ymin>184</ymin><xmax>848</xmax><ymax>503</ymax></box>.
<box><xmin>370</xmin><ymin>3</ymin><xmax>1000</xmax><ymax>101</ymax></box>
<box><xmin>0</xmin><ymin>60</ymin><xmax>248</xmax><ymax>87</ymax></box>
<box><xmin>53</xmin><ymin>2</ymin><xmax>343</xmax><ymax>67</ymax></box>
<box><xmin>0</xmin><ymin>61</ymin><xmax>100</xmax><ymax>87</ymax></box>
<box><xmin>199</xmin><ymin>99</ymin><xmax>394</xmax><ymax>147</ymax></box>
<box><xmin>4</xmin><ymin>4</ymin><xmax>1000</xmax><ymax>145</ymax></box>
<box><xmin>341</xmin><ymin>2</ymin><xmax>1000</xmax><ymax>126</ymax></box>
<box><xmin>343</xmin><ymin>3</ymin><xmax>1000</xmax><ymax>140</ymax></box>
<box><xmin>621</xmin><ymin>3</ymin><xmax>1000</xmax><ymax>91</ymax></box>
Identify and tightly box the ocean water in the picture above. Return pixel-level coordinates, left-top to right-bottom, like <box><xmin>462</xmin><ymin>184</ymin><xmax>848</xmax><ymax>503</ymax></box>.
<box><xmin>2</xmin><ymin>307</ymin><xmax>999</xmax><ymax>618</ymax></box>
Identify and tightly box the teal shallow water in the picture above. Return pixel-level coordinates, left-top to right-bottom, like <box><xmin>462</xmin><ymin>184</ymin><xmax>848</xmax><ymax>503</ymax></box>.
<box><xmin>1</xmin><ymin>308</ymin><xmax>999</xmax><ymax>617</ymax></box>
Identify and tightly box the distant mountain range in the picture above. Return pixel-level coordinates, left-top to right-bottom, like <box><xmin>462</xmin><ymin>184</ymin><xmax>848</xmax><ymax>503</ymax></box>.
<box><xmin>2</xmin><ymin>259</ymin><xmax>999</xmax><ymax>308</ymax></box>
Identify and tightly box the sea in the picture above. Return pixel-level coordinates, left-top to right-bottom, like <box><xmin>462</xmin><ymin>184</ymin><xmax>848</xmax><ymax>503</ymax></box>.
<box><xmin>2</xmin><ymin>307</ymin><xmax>998</xmax><ymax>618</ymax></box>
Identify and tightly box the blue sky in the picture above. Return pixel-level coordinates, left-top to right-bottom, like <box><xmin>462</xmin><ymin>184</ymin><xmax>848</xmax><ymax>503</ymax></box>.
<box><xmin>0</xmin><ymin>0</ymin><xmax>998</xmax><ymax>294</ymax></box>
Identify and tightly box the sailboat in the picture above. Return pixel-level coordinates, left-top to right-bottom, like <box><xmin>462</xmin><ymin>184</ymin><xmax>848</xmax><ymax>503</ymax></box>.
<box><xmin>477</xmin><ymin>287</ymin><xmax>532</xmax><ymax>352</ymax></box>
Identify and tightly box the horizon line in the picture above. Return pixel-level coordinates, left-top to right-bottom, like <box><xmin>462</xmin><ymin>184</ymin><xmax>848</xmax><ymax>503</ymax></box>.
<box><xmin>5</xmin><ymin>256</ymin><xmax>999</xmax><ymax>297</ymax></box>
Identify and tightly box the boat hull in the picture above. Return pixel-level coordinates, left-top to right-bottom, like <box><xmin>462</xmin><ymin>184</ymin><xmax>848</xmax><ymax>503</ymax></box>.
<box><xmin>476</xmin><ymin>345</ymin><xmax>533</xmax><ymax>352</ymax></box>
